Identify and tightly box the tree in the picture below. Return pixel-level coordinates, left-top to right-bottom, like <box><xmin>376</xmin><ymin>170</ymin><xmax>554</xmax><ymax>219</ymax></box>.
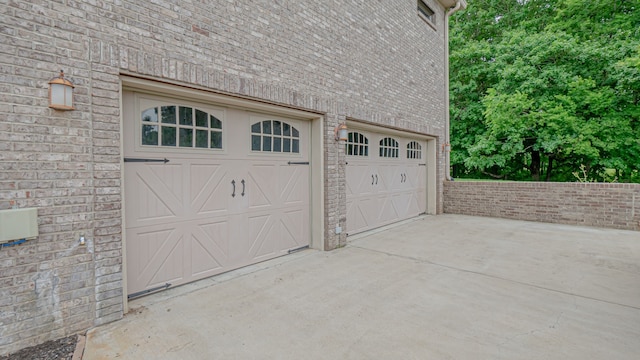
<box><xmin>449</xmin><ymin>0</ymin><xmax>640</xmax><ymax>182</ymax></box>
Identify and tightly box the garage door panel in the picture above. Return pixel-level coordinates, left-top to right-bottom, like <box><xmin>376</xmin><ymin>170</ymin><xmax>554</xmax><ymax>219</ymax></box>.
<box><xmin>346</xmin><ymin>197</ymin><xmax>377</xmax><ymax>234</ymax></box>
<box><xmin>149</xmin><ymin>164</ymin><xmax>184</xmax><ymax>202</ymax></box>
<box><xmin>247</xmin><ymin>166</ymin><xmax>277</xmax><ymax>209</ymax></box>
<box><xmin>247</xmin><ymin>214</ymin><xmax>277</xmax><ymax>260</ymax></box>
<box><xmin>392</xmin><ymin>192</ymin><xmax>421</xmax><ymax>219</ymax></box>
<box><xmin>280</xmin><ymin>166</ymin><xmax>308</xmax><ymax>205</ymax></box>
<box><xmin>191</xmin><ymin>221</ymin><xmax>229</xmax><ymax>276</ymax></box>
<box><xmin>280</xmin><ymin>209</ymin><xmax>308</xmax><ymax>249</ymax></box>
<box><xmin>128</xmin><ymin>227</ymin><xmax>184</xmax><ymax>292</ymax></box>
<box><xmin>127</xmin><ymin>164</ymin><xmax>183</xmax><ymax>224</ymax></box>
<box><xmin>377</xmin><ymin>195</ymin><xmax>400</xmax><ymax>224</ymax></box>
<box><xmin>133</xmin><ymin>175</ymin><xmax>176</xmax><ymax>221</ymax></box>
<box><xmin>190</xmin><ymin>164</ymin><xmax>231</xmax><ymax>215</ymax></box>
<box><xmin>378</xmin><ymin>165</ymin><xmax>402</xmax><ymax>192</ymax></box>
<box><xmin>346</xmin><ymin>164</ymin><xmax>373</xmax><ymax>196</ymax></box>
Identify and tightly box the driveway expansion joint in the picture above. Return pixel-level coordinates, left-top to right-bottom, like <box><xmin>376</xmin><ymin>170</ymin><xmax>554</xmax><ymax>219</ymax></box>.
<box><xmin>348</xmin><ymin>244</ymin><xmax>640</xmax><ymax>311</ymax></box>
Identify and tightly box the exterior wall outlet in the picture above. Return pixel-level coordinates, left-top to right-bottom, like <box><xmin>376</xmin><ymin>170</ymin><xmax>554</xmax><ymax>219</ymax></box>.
<box><xmin>335</xmin><ymin>225</ymin><xmax>342</xmax><ymax>234</ymax></box>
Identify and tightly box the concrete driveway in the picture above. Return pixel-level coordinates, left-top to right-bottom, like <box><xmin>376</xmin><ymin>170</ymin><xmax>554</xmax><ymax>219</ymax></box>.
<box><xmin>83</xmin><ymin>215</ymin><xmax>640</xmax><ymax>359</ymax></box>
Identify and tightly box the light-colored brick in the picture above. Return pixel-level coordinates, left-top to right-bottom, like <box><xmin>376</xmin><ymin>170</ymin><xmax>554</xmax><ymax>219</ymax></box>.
<box><xmin>0</xmin><ymin>0</ymin><xmax>456</xmax><ymax>354</ymax></box>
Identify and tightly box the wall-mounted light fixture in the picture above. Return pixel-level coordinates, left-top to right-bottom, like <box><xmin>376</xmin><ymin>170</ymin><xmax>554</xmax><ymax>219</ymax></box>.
<box><xmin>334</xmin><ymin>123</ymin><xmax>348</xmax><ymax>141</ymax></box>
<box><xmin>48</xmin><ymin>70</ymin><xmax>74</xmax><ymax>110</ymax></box>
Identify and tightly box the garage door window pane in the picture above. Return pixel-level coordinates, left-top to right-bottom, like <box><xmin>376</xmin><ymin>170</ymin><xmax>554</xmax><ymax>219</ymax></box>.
<box><xmin>211</xmin><ymin>131</ymin><xmax>222</xmax><ymax>149</ymax></box>
<box><xmin>211</xmin><ymin>116</ymin><xmax>222</xmax><ymax>129</ymax></box>
<box><xmin>379</xmin><ymin>137</ymin><xmax>399</xmax><ymax>158</ymax></box>
<box><xmin>346</xmin><ymin>132</ymin><xmax>369</xmax><ymax>157</ymax></box>
<box><xmin>196</xmin><ymin>130</ymin><xmax>208</xmax><ymax>148</ymax></box>
<box><xmin>142</xmin><ymin>105</ymin><xmax>223</xmax><ymax>150</ymax></box>
<box><xmin>161</xmin><ymin>106</ymin><xmax>176</xmax><ymax>124</ymax></box>
<box><xmin>162</xmin><ymin>127</ymin><xmax>176</xmax><ymax>146</ymax></box>
<box><xmin>179</xmin><ymin>128</ymin><xmax>193</xmax><ymax>147</ymax></box>
<box><xmin>142</xmin><ymin>108</ymin><xmax>158</xmax><ymax>123</ymax></box>
<box><xmin>252</xmin><ymin>135</ymin><xmax>261</xmax><ymax>151</ymax></box>
<box><xmin>142</xmin><ymin>125</ymin><xmax>158</xmax><ymax>145</ymax></box>
<box><xmin>263</xmin><ymin>136</ymin><xmax>272</xmax><ymax>151</ymax></box>
<box><xmin>251</xmin><ymin>120</ymin><xmax>300</xmax><ymax>153</ymax></box>
<box><xmin>179</xmin><ymin>107</ymin><xmax>192</xmax><ymax>126</ymax></box>
<box><xmin>196</xmin><ymin>110</ymin><xmax>208</xmax><ymax>127</ymax></box>
<box><xmin>407</xmin><ymin>141</ymin><xmax>422</xmax><ymax>159</ymax></box>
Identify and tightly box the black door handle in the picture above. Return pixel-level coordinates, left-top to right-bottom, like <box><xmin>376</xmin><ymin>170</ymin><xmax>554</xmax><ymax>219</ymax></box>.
<box><xmin>241</xmin><ymin>179</ymin><xmax>245</xmax><ymax>197</ymax></box>
<box><xmin>372</xmin><ymin>174</ymin><xmax>375</xmax><ymax>185</ymax></box>
<box><xmin>375</xmin><ymin>174</ymin><xmax>378</xmax><ymax>185</ymax></box>
<box><xmin>231</xmin><ymin>180</ymin><xmax>236</xmax><ymax>197</ymax></box>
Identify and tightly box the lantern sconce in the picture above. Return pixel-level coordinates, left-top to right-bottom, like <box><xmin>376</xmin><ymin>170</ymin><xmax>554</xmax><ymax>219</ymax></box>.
<box><xmin>48</xmin><ymin>70</ymin><xmax>74</xmax><ymax>111</ymax></box>
<box><xmin>334</xmin><ymin>123</ymin><xmax>348</xmax><ymax>142</ymax></box>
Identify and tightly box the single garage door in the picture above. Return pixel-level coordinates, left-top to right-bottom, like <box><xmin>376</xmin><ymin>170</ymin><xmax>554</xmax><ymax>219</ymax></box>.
<box><xmin>123</xmin><ymin>91</ymin><xmax>310</xmax><ymax>296</ymax></box>
<box><xmin>346</xmin><ymin>128</ymin><xmax>427</xmax><ymax>235</ymax></box>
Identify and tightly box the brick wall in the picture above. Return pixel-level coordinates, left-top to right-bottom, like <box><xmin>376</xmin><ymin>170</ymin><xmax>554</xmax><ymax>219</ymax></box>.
<box><xmin>444</xmin><ymin>181</ymin><xmax>640</xmax><ymax>231</ymax></box>
<box><xmin>0</xmin><ymin>0</ymin><xmax>451</xmax><ymax>354</ymax></box>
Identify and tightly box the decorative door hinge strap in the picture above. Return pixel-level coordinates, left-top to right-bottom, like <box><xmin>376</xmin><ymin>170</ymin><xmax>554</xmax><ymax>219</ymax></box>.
<box><xmin>124</xmin><ymin>158</ymin><xmax>170</xmax><ymax>163</ymax></box>
<box><xmin>127</xmin><ymin>283</ymin><xmax>171</xmax><ymax>300</ymax></box>
<box><xmin>288</xmin><ymin>245</ymin><xmax>309</xmax><ymax>254</ymax></box>
<box><xmin>288</xmin><ymin>161</ymin><xmax>310</xmax><ymax>165</ymax></box>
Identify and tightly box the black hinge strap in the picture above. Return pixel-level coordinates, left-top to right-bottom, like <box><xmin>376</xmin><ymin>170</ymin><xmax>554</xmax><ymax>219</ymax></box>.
<box><xmin>124</xmin><ymin>158</ymin><xmax>170</xmax><ymax>163</ymax></box>
<box><xmin>127</xmin><ymin>283</ymin><xmax>171</xmax><ymax>300</ymax></box>
<box><xmin>419</xmin><ymin>163</ymin><xmax>427</xmax><ymax>166</ymax></box>
<box><xmin>288</xmin><ymin>245</ymin><xmax>309</xmax><ymax>254</ymax></box>
<box><xmin>288</xmin><ymin>161</ymin><xmax>310</xmax><ymax>165</ymax></box>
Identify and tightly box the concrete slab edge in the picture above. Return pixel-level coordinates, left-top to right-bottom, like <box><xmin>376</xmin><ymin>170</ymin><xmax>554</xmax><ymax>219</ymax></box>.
<box><xmin>72</xmin><ymin>334</ymin><xmax>85</xmax><ymax>360</ymax></box>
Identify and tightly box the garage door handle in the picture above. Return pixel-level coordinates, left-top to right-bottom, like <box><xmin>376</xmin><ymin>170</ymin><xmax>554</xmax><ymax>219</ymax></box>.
<box><xmin>372</xmin><ymin>175</ymin><xmax>375</xmax><ymax>185</ymax></box>
<box><xmin>375</xmin><ymin>174</ymin><xmax>378</xmax><ymax>185</ymax></box>
<box><xmin>231</xmin><ymin>180</ymin><xmax>236</xmax><ymax>197</ymax></box>
<box><xmin>241</xmin><ymin>179</ymin><xmax>245</xmax><ymax>197</ymax></box>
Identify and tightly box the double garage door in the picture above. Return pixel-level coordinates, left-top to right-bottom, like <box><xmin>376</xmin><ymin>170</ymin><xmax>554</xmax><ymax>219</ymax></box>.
<box><xmin>123</xmin><ymin>91</ymin><xmax>310</xmax><ymax>296</ymax></box>
<box><xmin>346</xmin><ymin>128</ymin><xmax>428</xmax><ymax>235</ymax></box>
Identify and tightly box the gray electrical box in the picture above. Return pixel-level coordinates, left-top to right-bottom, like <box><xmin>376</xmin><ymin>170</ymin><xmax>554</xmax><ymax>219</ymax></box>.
<box><xmin>0</xmin><ymin>208</ymin><xmax>38</xmax><ymax>243</ymax></box>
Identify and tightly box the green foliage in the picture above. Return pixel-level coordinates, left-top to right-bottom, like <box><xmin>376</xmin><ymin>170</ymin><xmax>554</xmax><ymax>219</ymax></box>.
<box><xmin>450</xmin><ymin>0</ymin><xmax>640</xmax><ymax>182</ymax></box>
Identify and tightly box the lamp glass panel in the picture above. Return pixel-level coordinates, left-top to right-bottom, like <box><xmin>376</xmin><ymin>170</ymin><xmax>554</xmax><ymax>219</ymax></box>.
<box><xmin>50</xmin><ymin>84</ymin><xmax>65</xmax><ymax>106</ymax></box>
<box><xmin>64</xmin><ymin>86</ymin><xmax>73</xmax><ymax>107</ymax></box>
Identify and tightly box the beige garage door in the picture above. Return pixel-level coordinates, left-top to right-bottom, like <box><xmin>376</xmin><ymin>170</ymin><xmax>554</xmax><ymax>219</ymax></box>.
<box><xmin>346</xmin><ymin>129</ymin><xmax>427</xmax><ymax>235</ymax></box>
<box><xmin>123</xmin><ymin>92</ymin><xmax>310</xmax><ymax>296</ymax></box>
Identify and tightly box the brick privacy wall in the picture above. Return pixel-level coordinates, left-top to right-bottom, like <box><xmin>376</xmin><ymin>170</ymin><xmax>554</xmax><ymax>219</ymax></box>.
<box><xmin>444</xmin><ymin>181</ymin><xmax>640</xmax><ymax>231</ymax></box>
<box><xmin>0</xmin><ymin>0</ymin><xmax>450</xmax><ymax>353</ymax></box>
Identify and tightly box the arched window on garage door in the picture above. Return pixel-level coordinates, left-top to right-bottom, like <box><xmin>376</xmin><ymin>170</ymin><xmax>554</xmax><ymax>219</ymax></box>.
<box><xmin>407</xmin><ymin>141</ymin><xmax>422</xmax><ymax>159</ymax></box>
<box><xmin>251</xmin><ymin>119</ymin><xmax>300</xmax><ymax>153</ymax></box>
<box><xmin>346</xmin><ymin>132</ymin><xmax>369</xmax><ymax>156</ymax></box>
<box><xmin>141</xmin><ymin>105</ymin><xmax>223</xmax><ymax>149</ymax></box>
<box><xmin>379</xmin><ymin>137</ymin><xmax>399</xmax><ymax>158</ymax></box>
